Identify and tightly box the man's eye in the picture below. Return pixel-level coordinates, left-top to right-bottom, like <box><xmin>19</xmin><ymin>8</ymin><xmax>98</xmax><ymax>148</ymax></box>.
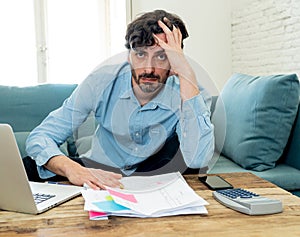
<box><xmin>136</xmin><ymin>52</ymin><xmax>145</xmax><ymax>58</ymax></box>
<box><xmin>157</xmin><ymin>54</ymin><xmax>167</xmax><ymax>61</ymax></box>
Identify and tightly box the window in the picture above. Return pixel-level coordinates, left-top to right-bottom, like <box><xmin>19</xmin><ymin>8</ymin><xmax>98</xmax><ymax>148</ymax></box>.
<box><xmin>0</xmin><ymin>1</ymin><xmax>37</xmax><ymax>86</ymax></box>
<box><xmin>0</xmin><ymin>0</ymin><xmax>127</xmax><ymax>86</ymax></box>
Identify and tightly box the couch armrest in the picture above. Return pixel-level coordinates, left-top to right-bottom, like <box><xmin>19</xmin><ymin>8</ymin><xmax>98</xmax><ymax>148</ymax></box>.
<box><xmin>0</xmin><ymin>84</ymin><xmax>77</xmax><ymax>132</ymax></box>
<box><xmin>0</xmin><ymin>84</ymin><xmax>77</xmax><ymax>157</ymax></box>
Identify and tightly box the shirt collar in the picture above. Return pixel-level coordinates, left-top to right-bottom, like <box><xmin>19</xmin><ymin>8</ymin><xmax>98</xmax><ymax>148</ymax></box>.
<box><xmin>149</xmin><ymin>76</ymin><xmax>181</xmax><ymax>111</ymax></box>
<box><xmin>118</xmin><ymin>63</ymin><xmax>134</xmax><ymax>99</ymax></box>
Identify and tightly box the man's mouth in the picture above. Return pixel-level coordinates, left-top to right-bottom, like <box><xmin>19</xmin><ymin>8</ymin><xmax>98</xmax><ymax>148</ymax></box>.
<box><xmin>138</xmin><ymin>73</ymin><xmax>160</xmax><ymax>83</ymax></box>
<box><xmin>140</xmin><ymin>77</ymin><xmax>158</xmax><ymax>83</ymax></box>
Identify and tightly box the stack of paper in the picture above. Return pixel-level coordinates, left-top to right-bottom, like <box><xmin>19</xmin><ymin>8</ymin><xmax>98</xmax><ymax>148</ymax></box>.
<box><xmin>81</xmin><ymin>172</ymin><xmax>209</xmax><ymax>220</ymax></box>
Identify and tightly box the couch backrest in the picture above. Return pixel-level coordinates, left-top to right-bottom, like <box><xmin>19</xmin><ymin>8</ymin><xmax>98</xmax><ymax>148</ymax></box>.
<box><xmin>0</xmin><ymin>84</ymin><xmax>77</xmax><ymax>132</ymax></box>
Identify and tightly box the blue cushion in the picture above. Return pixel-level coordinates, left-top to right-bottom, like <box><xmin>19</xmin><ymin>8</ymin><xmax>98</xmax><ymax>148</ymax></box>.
<box><xmin>209</xmin><ymin>155</ymin><xmax>300</xmax><ymax>190</ymax></box>
<box><xmin>217</xmin><ymin>73</ymin><xmax>299</xmax><ymax>171</ymax></box>
<box><xmin>254</xmin><ymin>163</ymin><xmax>300</xmax><ymax>190</ymax></box>
<box><xmin>284</xmin><ymin>105</ymin><xmax>300</xmax><ymax>170</ymax></box>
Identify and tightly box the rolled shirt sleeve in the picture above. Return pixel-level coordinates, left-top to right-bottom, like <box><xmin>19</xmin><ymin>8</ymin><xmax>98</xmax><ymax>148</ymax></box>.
<box><xmin>25</xmin><ymin>75</ymin><xmax>96</xmax><ymax>179</ymax></box>
<box><xmin>176</xmin><ymin>93</ymin><xmax>215</xmax><ymax>169</ymax></box>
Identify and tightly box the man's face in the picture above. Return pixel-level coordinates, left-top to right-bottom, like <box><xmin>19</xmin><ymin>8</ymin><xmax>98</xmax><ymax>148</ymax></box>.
<box><xmin>129</xmin><ymin>34</ymin><xmax>171</xmax><ymax>93</ymax></box>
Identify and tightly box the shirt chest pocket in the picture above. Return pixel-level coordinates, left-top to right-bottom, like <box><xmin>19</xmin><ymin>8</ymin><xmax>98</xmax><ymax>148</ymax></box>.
<box><xmin>130</xmin><ymin>124</ymin><xmax>166</xmax><ymax>145</ymax></box>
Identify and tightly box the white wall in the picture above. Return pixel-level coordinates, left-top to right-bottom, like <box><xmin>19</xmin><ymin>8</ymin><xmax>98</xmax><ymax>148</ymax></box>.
<box><xmin>130</xmin><ymin>0</ymin><xmax>232</xmax><ymax>93</ymax></box>
<box><xmin>231</xmin><ymin>0</ymin><xmax>252</xmax><ymax>10</ymax></box>
<box><xmin>231</xmin><ymin>0</ymin><xmax>300</xmax><ymax>77</ymax></box>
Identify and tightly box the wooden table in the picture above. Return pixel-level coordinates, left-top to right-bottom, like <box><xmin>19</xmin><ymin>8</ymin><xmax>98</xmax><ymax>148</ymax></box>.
<box><xmin>0</xmin><ymin>172</ymin><xmax>299</xmax><ymax>237</ymax></box>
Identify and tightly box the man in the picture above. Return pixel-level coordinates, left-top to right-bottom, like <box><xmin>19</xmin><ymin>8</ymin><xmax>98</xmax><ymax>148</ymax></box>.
<box><xmin>25</xmin><ymin>10</ymin><xmax>214</xmax><ymax>190</ymax></box>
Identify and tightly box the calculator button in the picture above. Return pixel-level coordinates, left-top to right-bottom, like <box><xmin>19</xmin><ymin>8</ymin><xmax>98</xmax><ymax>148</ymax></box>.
<box><xmin>216</xmin><ymin>188</ymin><xmax>259</xmax><ymax>199</ymax></box>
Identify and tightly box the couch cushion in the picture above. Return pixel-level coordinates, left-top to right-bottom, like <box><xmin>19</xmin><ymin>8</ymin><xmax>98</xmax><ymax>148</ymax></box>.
<box><xmin>209</xmin><ymin>155</ymin><xmax>300</xmax><ymax>191</ymax></box>
<box><xmin>254</xmin><ymin>163</ymin><xmax>300</xmax><ymax>190</ymax></box>
<box><xmin>283</xmin><ymin>103</ymin><xmax>300</xmax><ymax>170</ymax></box>
<box><xmin>215</xmin><ymin>73</ymin><xmax>299</xmax><ymax>171</ymax></box>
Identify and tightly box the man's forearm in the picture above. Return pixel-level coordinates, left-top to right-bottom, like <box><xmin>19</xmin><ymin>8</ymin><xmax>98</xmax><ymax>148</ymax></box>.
<box><xmin>44</xmin><ymin>155</ymin><xmax>81</xmax><ymax>178</ymax></box>
<box><xmin>173</xmin><ymin>54</ymin><xmax>200</xmax><ymax>101</ymax></box>
<box><xmin>178</xmin><ymin>68</ymin><xmax>199</xmax><ymax>101</ymax></box>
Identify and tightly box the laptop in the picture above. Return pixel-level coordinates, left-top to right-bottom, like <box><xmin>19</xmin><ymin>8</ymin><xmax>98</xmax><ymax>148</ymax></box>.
<box><xmin>0</xmin><ymin>124</ymin><xmax>82</xmax><ymax>214</ymax></box>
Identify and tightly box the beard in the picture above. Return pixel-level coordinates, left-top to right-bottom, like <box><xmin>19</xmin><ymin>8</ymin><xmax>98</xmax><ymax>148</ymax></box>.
<box><xmin>132</xmin><ymin>70</ymin><xmax>169</xmax><ymax>93</ymax></box>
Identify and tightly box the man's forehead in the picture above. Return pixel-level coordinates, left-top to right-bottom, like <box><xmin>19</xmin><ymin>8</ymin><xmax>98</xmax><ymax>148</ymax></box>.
<box><xmin>133</xmin><ymin>44</ymin><xmax>163</xmax><ymax>52</ymax></box>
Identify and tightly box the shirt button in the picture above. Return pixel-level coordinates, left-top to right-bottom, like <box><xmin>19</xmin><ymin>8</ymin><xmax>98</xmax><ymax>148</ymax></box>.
<box><xmin>124</xmin><ymin>165</ymin><xmax>132</xmax><ymax>170</ymax></box>
<box><xmin>135</xmin><ymin>132</ymin><xmax>139</xmax><ymax>137</ymax></box>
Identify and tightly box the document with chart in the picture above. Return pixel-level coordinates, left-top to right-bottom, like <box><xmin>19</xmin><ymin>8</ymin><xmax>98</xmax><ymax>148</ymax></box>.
<box><xmin>81</xmin><ymin>172</ymin><xmax>209</xmax><ymax>219</ymax></box>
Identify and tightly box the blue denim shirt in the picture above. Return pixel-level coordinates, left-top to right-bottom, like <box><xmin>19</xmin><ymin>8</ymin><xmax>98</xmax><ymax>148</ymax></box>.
<box><xmin>26</xmin><ymin>62</ymin><xmax>214</xmax><ymax>178</ymax></box>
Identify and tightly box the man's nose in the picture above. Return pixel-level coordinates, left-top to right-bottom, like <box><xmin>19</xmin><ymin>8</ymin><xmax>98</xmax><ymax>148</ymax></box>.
<box><xmin>143</xmin><ymin>58</ymin><xmax>155</xmax><ymax>73</ymax></box>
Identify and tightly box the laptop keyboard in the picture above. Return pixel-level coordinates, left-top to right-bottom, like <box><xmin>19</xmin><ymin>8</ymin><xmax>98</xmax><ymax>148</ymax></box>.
<box><xmin>33</xmin><ymin>193</ymin><xmax>56</xmax><ymax>204</ymax></box>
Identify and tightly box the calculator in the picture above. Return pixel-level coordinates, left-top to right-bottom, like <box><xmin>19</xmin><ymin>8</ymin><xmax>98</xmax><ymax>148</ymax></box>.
<box><xmin>213</xmin><ymin>188</ymin><xmax>283</xmax><ymax>215</ymax></box>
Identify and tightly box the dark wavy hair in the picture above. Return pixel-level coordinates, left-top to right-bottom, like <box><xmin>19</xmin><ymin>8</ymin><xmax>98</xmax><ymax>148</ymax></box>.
<box><xmin>125</xmin><ymin>10</ymin><xmax>189</xmax><ymax>50</ymax></box>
